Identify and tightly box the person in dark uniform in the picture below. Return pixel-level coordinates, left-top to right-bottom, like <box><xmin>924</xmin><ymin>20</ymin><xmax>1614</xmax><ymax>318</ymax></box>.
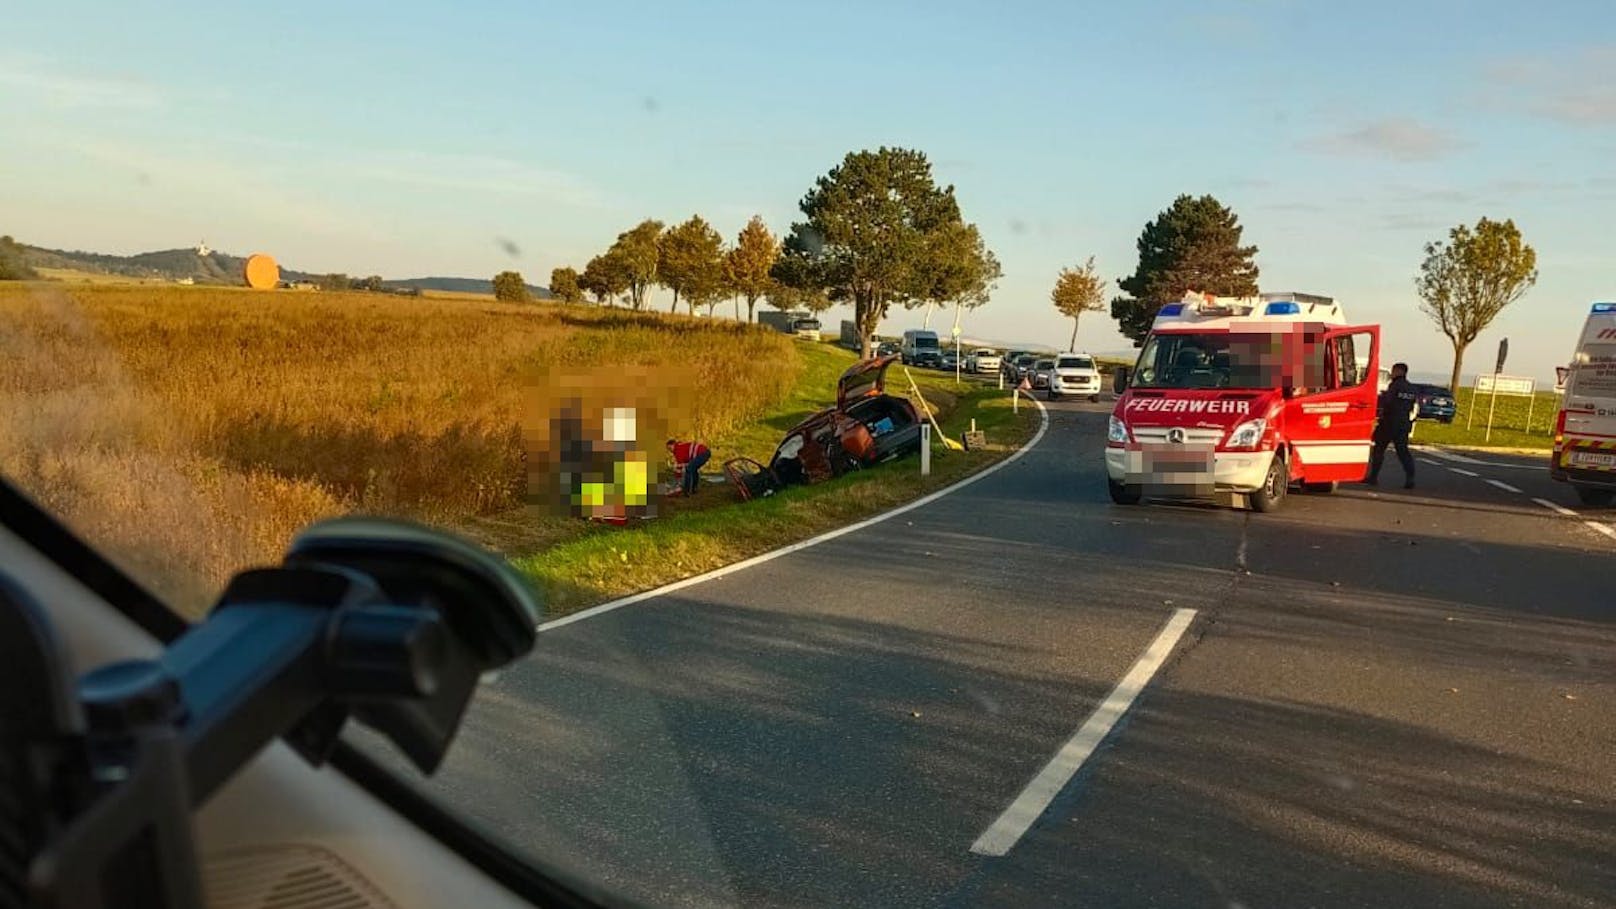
<box><xmin>1368</xmin><ymin>362</ymin><xmax>1419</xmax><ymax>488</ymax></box>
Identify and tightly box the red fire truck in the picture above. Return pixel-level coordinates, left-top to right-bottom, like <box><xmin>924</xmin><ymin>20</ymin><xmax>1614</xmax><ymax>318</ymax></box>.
<box><xmin>1106</xmin><ymin>291</ymin><xmax>1381</xmax><ymax>512</ymax></box>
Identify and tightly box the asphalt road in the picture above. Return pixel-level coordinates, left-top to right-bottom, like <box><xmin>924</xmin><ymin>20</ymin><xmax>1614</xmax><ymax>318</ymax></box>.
<box><xmin>408</xmin><ymin>399</ymin><xmax>1616</xmax><ymax>908</ymax></box>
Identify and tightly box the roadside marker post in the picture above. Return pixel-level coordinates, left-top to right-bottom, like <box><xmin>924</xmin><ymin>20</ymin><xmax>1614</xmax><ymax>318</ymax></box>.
<box><xmin>1013</xmin><ymin>388</ymin><xmax>1019</xmax><ymax>415</ymax></box>
<box><xmin>920</xmin><ymin>423</ymin><xmax>932</xmax><ymax>476</ymax></box>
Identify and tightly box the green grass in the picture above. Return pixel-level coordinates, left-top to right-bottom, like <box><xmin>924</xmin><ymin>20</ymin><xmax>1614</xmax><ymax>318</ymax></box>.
<box><xmin>1409</xmin><ymin>388</ymin><xmax>1560</xmax><ymax>450</ymax></box>
<box><xmin>514</xmin><ymin>349</ymin><xmax>1039</xmax><ymax>618</ymax></box>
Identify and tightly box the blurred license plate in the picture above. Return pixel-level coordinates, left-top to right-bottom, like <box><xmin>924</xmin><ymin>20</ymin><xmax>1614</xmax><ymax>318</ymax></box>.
<box><xmin>1138</xmin><ymin>444</ymin><xmax>1214</xmax><ymax>488</ymax></box>
<box><xmin>1572</xmin><ymin>450</ymin><xmax>1616</xmax><ymax>467</ymax></box>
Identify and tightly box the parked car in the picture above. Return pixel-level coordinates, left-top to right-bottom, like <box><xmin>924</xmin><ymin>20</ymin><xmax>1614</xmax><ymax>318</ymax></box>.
<box><xmin>759</xmin><ymin>355</ymin><xmax>922</xmax><ymax>487</ymax></box>
<box><xmin>876</xmin><ymin>341</ymin><xmax>900</xmax><ymax>357</ymax></box>
<box><xmin>970</xmin><ymin>349</ymin><xmax>1002</xmax><ymax>374</ymax></box>
<box><xmin>1010</xmin><ymin>353</ymin><xmax>1040</xmax><ymax>383</ymax></box>
<box><xmin>1001</xmin><ymin>350</ymin><xmax>1030</xmax><ymax>381</ymax></box>
<box><xmin>1415</xmin><ymin>383</ymin><xmax>1457</xmax><ymax>422</ymax></box>
<box><xmin>940</xmin><ymin>349</ymin><xmax>961</xmax><ymax>371</ymax></box>
<box><xmin>1048</xmin><ymin>352</ymin><xmax>1103</xmax><ymax>401</ymax></box>
<box><xmin>1029</xmin><ymin>358</ymin><xmax>1057</xmax><ymax>389</ymax></box>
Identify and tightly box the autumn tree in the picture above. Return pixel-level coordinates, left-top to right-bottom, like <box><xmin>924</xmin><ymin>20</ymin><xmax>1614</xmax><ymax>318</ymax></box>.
<box><xmin>549</xmin><ymin>266</ymin><xmax>584</xmax><ymax>304</ymax></box>
<box><xmin>726</xmin><ymin>215</ymin><xmax>780</xmax><ymax>323</ymax></box>
<box><xmin>774</xmin><ymin>147</ymin><xmax>961</xmax><ymax>358</ymax></box>
<box><xmin>1415</xmin><ymin>217</ymin><xmax>1539</xmax><ymax>393</ymax></box>
<box><xmin>492</xmin><ymin>270</ymin><xmax>529</xmax><ymax>302</ymax></box>
<box><xmin>1111</xmin><ymin>194</ymin><xmax>1259</xmax><ymax>344</ymax></box>
<box><xmin>0</xmin><ymin>235</ymin><xmax>36</xmax><ymax>280</ymax></box>
<box><xmin>1051</xmin><ymin>256</ymin><xmax>1108</xmax><ymax>352</ymax></box>
<box><xmin>320</xmin><ymin>273</ymin><xmax>350</xmax><ymax>291</ymax></box>
<box><xmin>658</xmin><ymin>215</ymin><xmax>726</xmax><ymax>314</ymax></box>
<box><xmin>580</xmin><ymin>252</ymin><xmax>628</xmax><ymax>306</ymax></box>
<box><xmin>601</xmin><ymin>219</ymin><xmax>662</xmax><ymax>310</ymax></box>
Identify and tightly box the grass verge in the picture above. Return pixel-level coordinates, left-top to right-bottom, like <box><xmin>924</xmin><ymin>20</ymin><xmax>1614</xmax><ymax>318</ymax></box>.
<box><xmin>513</xmin><ymin>343</ymin><xmax>1040</xmax><ymax>618</ymax></box>
<box><xmin>1409</xmin><ymin>388</ymin><xmax>1559</xmax><ymax>451</ymax></box>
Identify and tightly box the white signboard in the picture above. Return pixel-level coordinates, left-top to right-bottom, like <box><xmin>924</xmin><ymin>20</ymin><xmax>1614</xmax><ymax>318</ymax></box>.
<box><xmin>1475</xmin><ymin>374</ymin><xmax>1535</xmax><ymax>396</ymax></box>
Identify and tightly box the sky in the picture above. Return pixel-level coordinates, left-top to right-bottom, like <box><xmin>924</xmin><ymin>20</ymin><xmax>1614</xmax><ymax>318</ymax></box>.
<box><xmin>3</xmin><ymin>0</ymin><xmax>1614</xmax><ymax>386</ymax></box>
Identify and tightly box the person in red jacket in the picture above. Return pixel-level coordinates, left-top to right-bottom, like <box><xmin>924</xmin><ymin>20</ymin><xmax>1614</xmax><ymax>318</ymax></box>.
<box><xmin>666</xmin><ymin>438</ymin><xmax>711</xmax><ymax>497</ymax></box>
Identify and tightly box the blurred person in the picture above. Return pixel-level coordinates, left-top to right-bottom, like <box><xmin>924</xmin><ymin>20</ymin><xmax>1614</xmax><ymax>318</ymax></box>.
<box><xmin>1368</xmin><ymin>362</ymin><xmax>1419</xmax><ymax>488</ymax></box>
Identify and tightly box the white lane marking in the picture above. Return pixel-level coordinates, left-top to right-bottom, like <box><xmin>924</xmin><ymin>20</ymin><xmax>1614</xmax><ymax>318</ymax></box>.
<box><xmin>1448</xmin><ymin>467</ymin><xmax>1479</xmax><ymax>477</ymax></box>
<box><xmin>1532</xmin><ymin>497</ymin><xmax>1579</xmax><ymax>517</ymax></box>
<box><xmin>1584</xmin><ymin>521</ymin><xmax>1616</xmax><ymax>540</ymax></box>
<box><xmin>1417</xmin><ymin>457</ymin><xmax>1442</xmax><ymax>466</ymax></box>
<box><xmin>969</xmin><ymin>607</ymin><xmax>1198</xmax><ymax>858</ymax></box>
<box><xmin>1486</xmin><ymin>479</ymin><xmax>1523</xmax><ymax>494</ymax></box>
<box><xmin>1417</xmin><ymin>447</ymin><xmax>1541</xmax><ymax>469</ymax></box>
<box><xmin>538</xmin><ymin>399</ymin><xmax>1052</xmax><ymax>632</ymax></box>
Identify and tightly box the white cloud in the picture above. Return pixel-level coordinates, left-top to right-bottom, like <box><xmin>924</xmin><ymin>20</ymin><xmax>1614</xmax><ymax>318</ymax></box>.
<box><xmin>1299</xmin><ymin>118</ymin><xmax>1468</xmax><ymax>162</ymax></box>
<box><xmin>0</xmin><ymin>55</ymin><xmax>163</xmax><ymax>110</ymax></box>
<box><xmin>1486</xmin><ymin>46</ymin><xmax>1616</xmax><ymax>127</ymax></box>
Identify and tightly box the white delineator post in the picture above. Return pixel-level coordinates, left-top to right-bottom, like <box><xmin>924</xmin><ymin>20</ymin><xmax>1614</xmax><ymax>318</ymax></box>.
<box><xmin>920</xmin><ymin>423</ymin><xmax>932</xmax><ymax>476</ymax></box>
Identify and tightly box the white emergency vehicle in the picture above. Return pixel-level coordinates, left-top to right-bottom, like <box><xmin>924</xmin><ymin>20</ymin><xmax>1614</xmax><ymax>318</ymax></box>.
<box><xmin>1550</xmin><ymin>302</ymin><xmax>1616</xmax><ymax>505</ymax></box>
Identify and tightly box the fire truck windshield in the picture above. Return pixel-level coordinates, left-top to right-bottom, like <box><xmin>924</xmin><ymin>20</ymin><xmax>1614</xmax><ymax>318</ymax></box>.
<box><xmin>1132</xmin><ymin>331</ymin><xmax>1326</xmax><ymax>391</ymax></box>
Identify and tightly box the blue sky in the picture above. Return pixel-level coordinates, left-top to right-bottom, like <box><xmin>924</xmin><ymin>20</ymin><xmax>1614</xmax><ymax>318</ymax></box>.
<box><xmin>4</xmin><ymin>0</ymin><xmax>1614</xmax><ymax>384</ymax></box>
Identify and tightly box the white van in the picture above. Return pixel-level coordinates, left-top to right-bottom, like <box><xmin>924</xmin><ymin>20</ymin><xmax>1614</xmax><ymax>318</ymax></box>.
<box><xmin>1551</xmin><ymin>302</ymin><xmax>1616</xmax><ymax>505</ymax></box>
<box><xmin>901</xmin><ymin>330</ymin><xmax>942</xmax><ymax>368</ymax></box>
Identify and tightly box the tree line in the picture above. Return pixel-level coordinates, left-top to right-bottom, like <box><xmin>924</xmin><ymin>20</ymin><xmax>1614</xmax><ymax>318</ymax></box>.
<box><xmin>491</xmin><ymin>146</ymin><xmax>1539</xmax><ymax>383</ymax></box>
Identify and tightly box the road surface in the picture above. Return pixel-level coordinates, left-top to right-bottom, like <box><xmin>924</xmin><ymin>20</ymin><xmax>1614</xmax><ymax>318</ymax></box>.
<box><xmin>406</xmin><ymin>399</ymin><xmax>1616</xmax><ymax>908</ymax></box>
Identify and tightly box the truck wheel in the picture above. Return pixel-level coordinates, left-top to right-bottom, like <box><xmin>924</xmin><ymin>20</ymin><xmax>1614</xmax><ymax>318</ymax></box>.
<box><xmin>1574</xmin><ymin>485</ymin><xmax>1614</xmax><ymax>507</ymax></box>
<box><xmin>1301</xmin><ymin>481</ymin><xmax>1337</xmax><ymax>494</ymax></box>
<box><xmin>1108</xmin><ymin>479</ymin><xmax>1143</xmax><ymax>505</ymax></box>
<box><xmin>1249</xmin><ymin>457</ymin><xmax>1288</xmax><ymax>513</ymax></box>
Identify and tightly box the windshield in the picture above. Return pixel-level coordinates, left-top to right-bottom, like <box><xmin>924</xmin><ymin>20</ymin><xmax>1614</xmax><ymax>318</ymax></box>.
<box><xmin>1132</xmin><ymin>331</ymin><xmax>1326</xmax><ymax>390</ymax></box>
<box><xmin>5</xmin><ymin>6</ymin><xmax>1607</xmax><ymax>908</ymax></box>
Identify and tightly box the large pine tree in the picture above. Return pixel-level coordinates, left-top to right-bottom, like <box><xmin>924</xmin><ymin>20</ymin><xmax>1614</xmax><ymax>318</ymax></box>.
<box><xmin>1111</xmin><ymin>194</ymin><xmax>1259</xmax><ymax>345</ymax></box>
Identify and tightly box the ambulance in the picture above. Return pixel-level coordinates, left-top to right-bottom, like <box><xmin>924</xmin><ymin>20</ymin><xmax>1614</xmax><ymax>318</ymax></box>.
<box><xmin>1550</xmin><ymin>302</ymin><xmax>1616</xmax><ymax>506</ymax></box>
<box><xmin>1106</xmin><ymin>290</ymin><xmax>1381</xmax><ymax>512</ymax></box>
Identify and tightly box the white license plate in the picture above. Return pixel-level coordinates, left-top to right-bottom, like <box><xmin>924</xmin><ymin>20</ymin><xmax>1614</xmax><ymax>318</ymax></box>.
<box><xmin>1571</xmin><ymin>450</ymin><xmax>1616</xmax><ymax>467</ymax></box>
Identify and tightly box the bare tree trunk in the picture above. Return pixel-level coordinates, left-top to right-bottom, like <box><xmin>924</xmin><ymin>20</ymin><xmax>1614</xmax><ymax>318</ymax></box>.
<box><xmin>747</xmin><ymin>295</ymin><xmax>757</xmax><ymax>323</ymax></box>
<box><xmin>1069</xmin><ymin>318</ymin><xmax>1080</xmax><ymax>352</ymax></box>
<box><xmin>733</xmin><ymin>294</ymin><xmax>739</xmax><ymax>321</ymax></box>
<box><xmin>669</xmin><ymin>290</ymin><xmax>680</xmax><ymax>314</ymax></box>
<box><xmin>1449</xmin><ymin>341</ymin><xmax>1466</xmax><ymax>396</ymax></box>
<box><xmin>922</xmin><ymin>300</ymin><xmax>936</xmax><ymax>330</ymax></box>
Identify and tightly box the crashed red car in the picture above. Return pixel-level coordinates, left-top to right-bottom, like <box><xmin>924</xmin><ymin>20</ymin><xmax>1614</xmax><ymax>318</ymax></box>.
<box><xmin>726</xmin><ymin>355</ymin><xmax>923</xmax><ymax>496</ymax></box>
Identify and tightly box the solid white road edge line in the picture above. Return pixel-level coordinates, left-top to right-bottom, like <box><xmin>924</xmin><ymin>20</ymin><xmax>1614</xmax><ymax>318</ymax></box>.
<box><xmin>1531</xmin><ymin>497</ymin><xmax>1579</xmax><ymax>517</ymax></box>
<box><xmin>536</xmin><ymin>398</ymin><xmax>1052</xmax><ymax>632</ymax></box>
<box><xmin>968</xmin><ymin>607</ymin><xmax>1198</xmax><ymax>858</ymax></box>
<box><xmin>1486</xmin><ymin>478</ymin><xmax>1524</xmax><ymax>494</ymax></box>
<box><xmin>1584</xmin><ymin>521</ymin><xmax>1616</xmax><ymax>540</ymax></box>
<box><xmin>1449</xmin><ymin>467</ymin><xmax>1480</xmax><ymax>477</ymax></box>
<box><xmin>1417</xmin><ymin>458</ymin><xmax>1442</xmax><ymax>466</ymax></box>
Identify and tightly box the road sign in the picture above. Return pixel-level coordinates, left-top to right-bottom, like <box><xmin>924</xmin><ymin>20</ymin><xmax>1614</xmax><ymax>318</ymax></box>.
<box><xmin>951</xmin><ymin>325</ymin><xmax>962</xmax><ymax>337</ymax></box>
<box><xmin>1475</xmin><ymin>374</ymin><xmax>1534</xmax><ymax>396</ymax></box>
<box><xmin>1495</xmin><ymin>337</ymin><xmax>1509</xmax><ymax>374</ymax></box>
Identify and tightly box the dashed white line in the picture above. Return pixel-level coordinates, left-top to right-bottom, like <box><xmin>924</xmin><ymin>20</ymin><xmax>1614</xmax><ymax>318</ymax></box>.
<box><xmin>969</xmin><ymin>607</ymin><xmax>1198</xmax><ymax>858</ymax></box>
<box><xmin>1532</xmin><ymin>497</ymin><xmax>1579</xmax><ymax>517</ymax></box>
<box><xmin>1448</xmin><ymin>467</ymin><xmax>1479</xmax><ymax>477</ymax></box>
<box><xmin>1485</xmin><ymin>479</ymin><xmax>1524</xmax><ymax>494</ymax></box>
<box><xmin>1417</xmin><ymin>457</ymin><xmax>1442</xmax><ymax>466</ymax></box>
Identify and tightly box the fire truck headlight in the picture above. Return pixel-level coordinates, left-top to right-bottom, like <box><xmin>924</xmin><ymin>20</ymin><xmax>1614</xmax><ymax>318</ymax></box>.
<box><xmin>1227</xmin><ymin>417</ymin><xmax>1267</xmax><ymax>449</ymax></box>
<box><xmin>1108</xmin><ymin>415</ymin><xmax>1129</xmax><ymax>444</ymax></box>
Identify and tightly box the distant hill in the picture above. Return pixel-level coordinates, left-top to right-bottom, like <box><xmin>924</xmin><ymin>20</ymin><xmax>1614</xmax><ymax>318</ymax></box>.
<box><xmin>9</xmin><ymin>240</ymin><xmax>549</xmax><ymax>297</ymax></box>
<box><xmin>390</xmin><ymin>276</ymin><xmax>551</xmax><ymax>298</ymax></box>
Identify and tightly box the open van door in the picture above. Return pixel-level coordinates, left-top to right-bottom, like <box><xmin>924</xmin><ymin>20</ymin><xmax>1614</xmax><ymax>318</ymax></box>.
<box><xmin>1285</xmin><ymin>326</ymin><xmax>1379</xmax><ymax>484</ymax></box>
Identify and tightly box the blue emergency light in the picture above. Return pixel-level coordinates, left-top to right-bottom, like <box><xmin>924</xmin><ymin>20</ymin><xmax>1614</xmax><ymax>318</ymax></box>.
<box><xmin>1264</xmin><ymin>300</ymin><xmax>1301</xmax><ymax>315</ymax></box>
<box><xmin>1158</xmin><ymin>303</ymin><xmax>1184</xmax><ymax>317</ymax></box>
<box><xmin>1592</xmin><ymin>302</ymin><xmax>1616</xmax><ymax>313</ymax></box>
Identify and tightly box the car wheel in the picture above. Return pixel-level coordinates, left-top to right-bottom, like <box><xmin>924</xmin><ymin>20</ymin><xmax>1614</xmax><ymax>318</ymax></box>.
<box><xmin>1301</xmin><ymin>480</ymin><xmax>1337</xmax><ymax>494</ymax></box>
<box><xmin>1574</xmin><ymin>485</ymin><xmax>1615</xmax><ymax>507</ymax></box>
<box><xmin>1249</xmin><ymin>456</ymin><xmax>1288</xmax><ymax>513</ymax></box>
<box><xmin>1108</xmin><ymin>479</ymin><xmax>1143</xmax><ymax>505</ymax></box>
